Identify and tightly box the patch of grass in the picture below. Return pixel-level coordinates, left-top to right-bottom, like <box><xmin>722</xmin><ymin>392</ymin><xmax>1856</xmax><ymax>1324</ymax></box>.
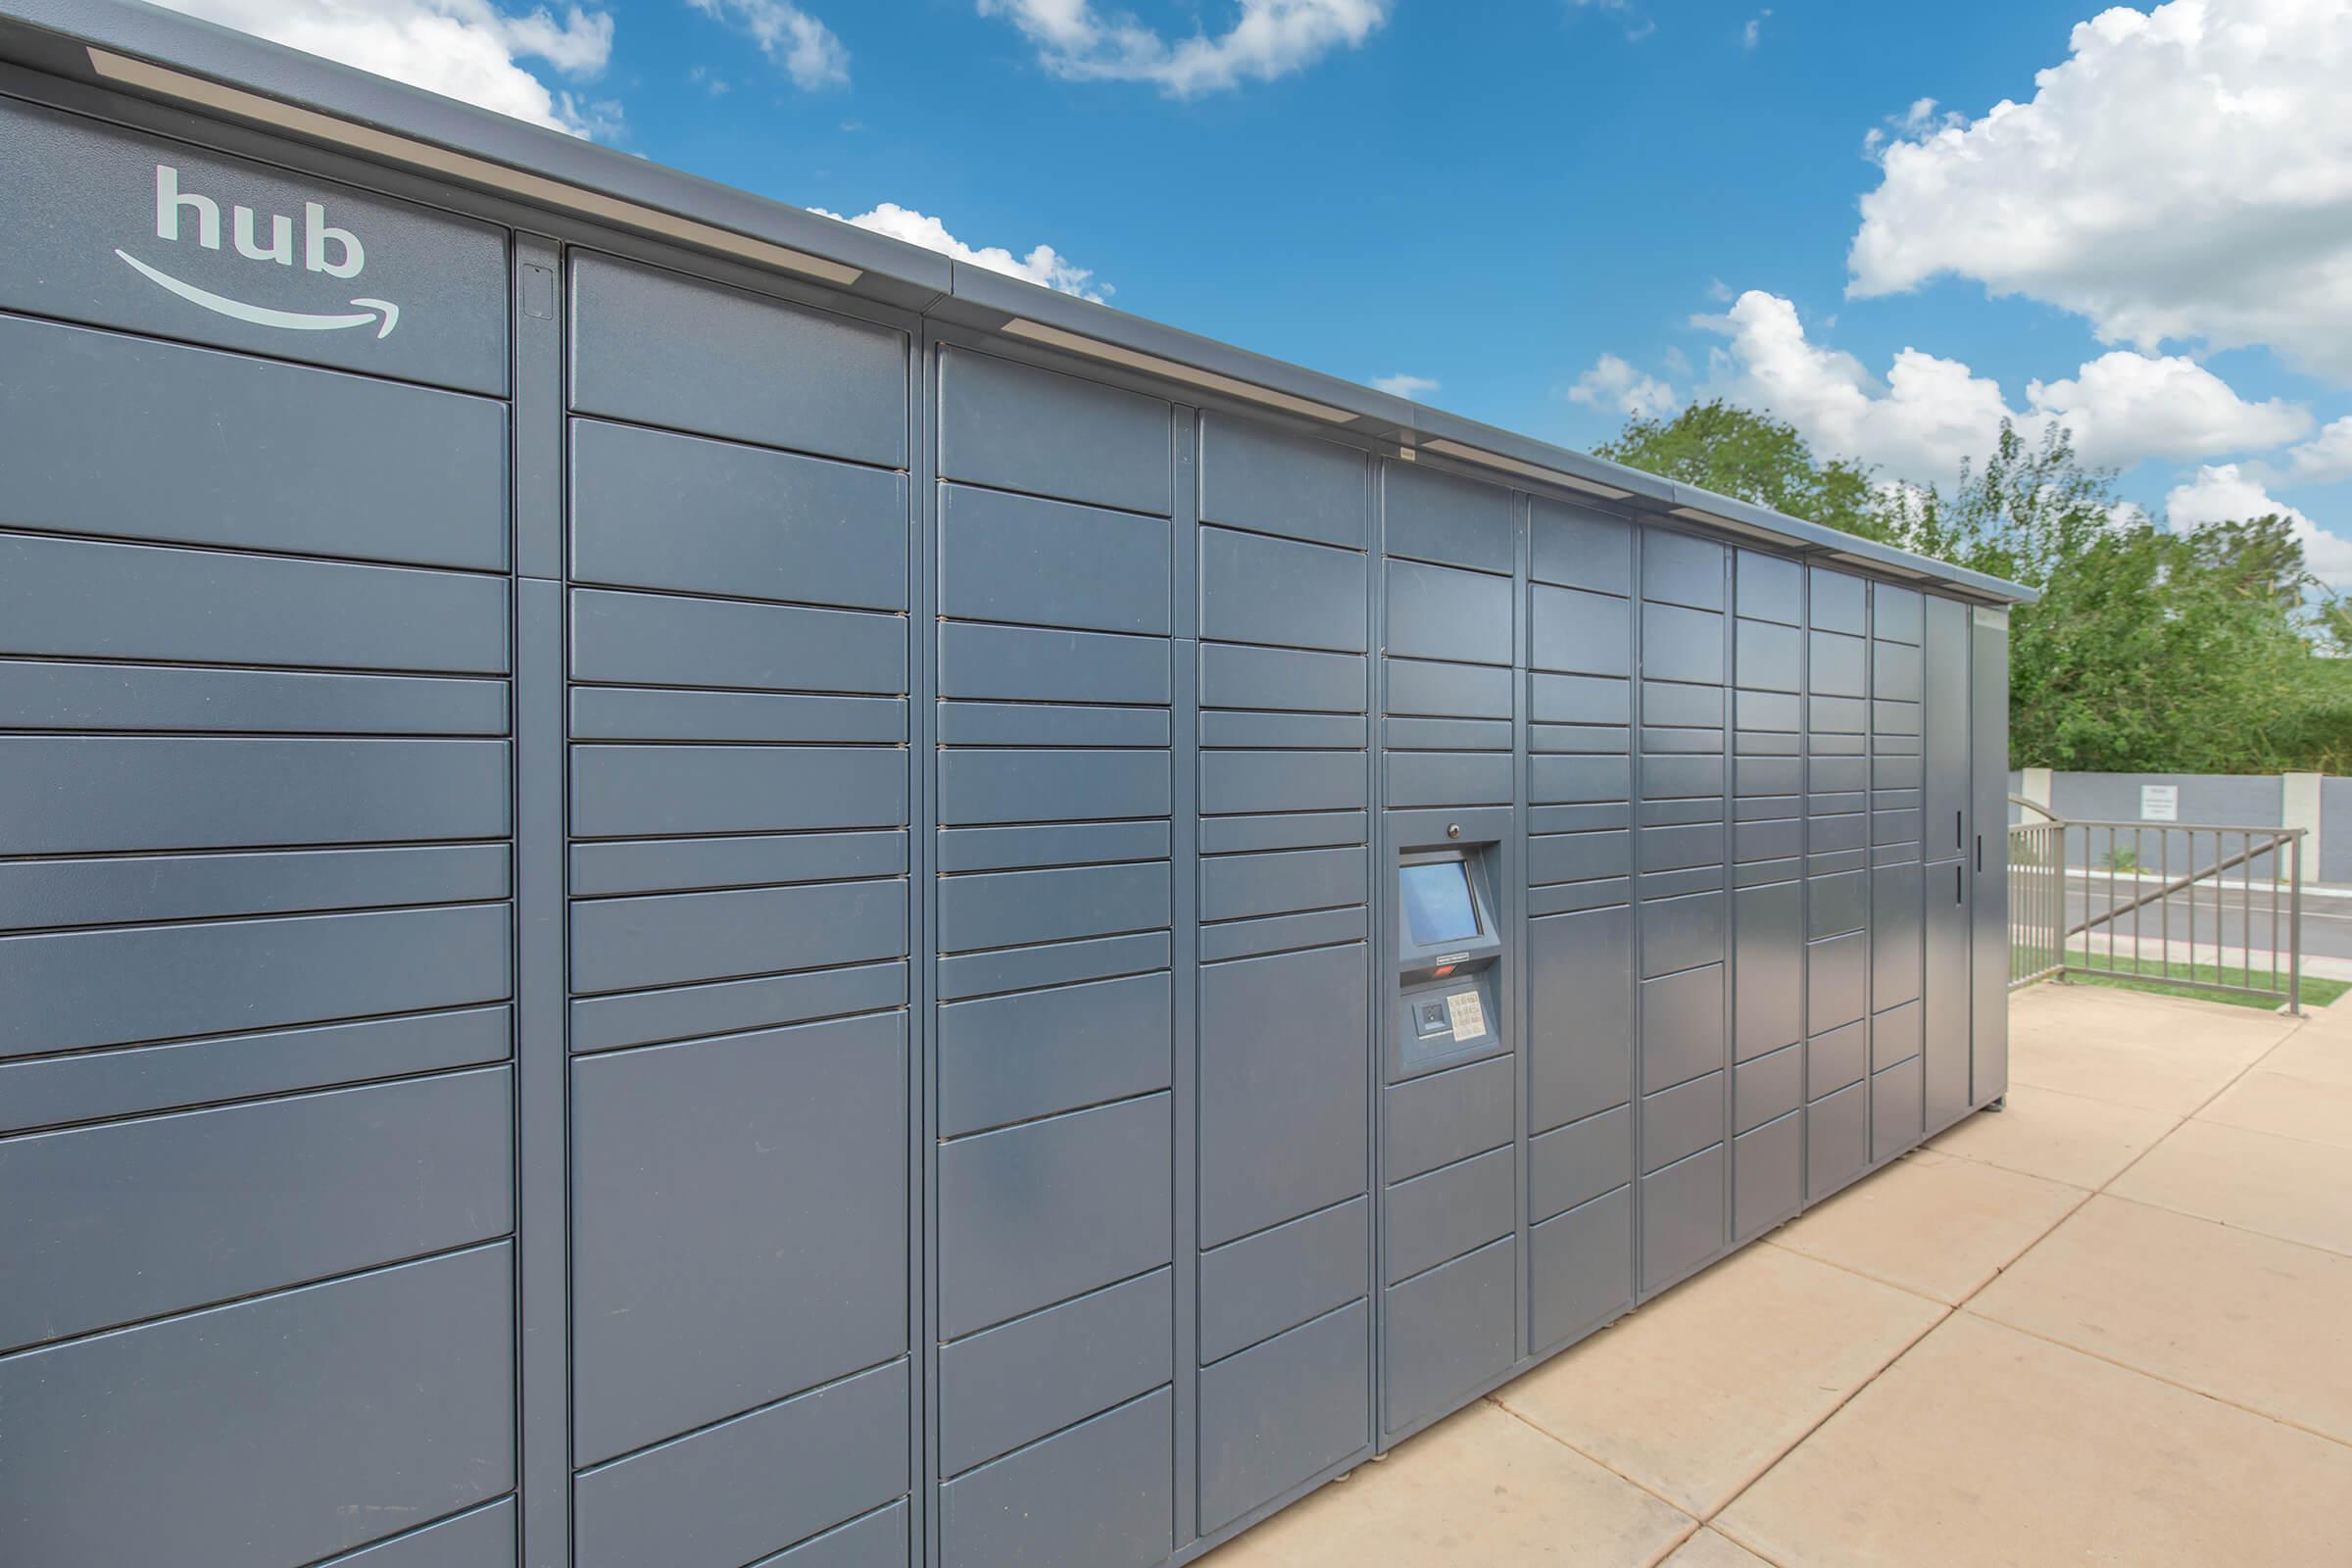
<box><xmin>2057</xmin><ymin>950</ymin><xmax>2349</xmax><ymax>1011</ymax></box>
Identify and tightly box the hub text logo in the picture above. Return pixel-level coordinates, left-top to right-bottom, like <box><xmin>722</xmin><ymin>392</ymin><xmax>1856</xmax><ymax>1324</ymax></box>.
<box><xmin>115</xmin><ymin>166</ymin><xmax>402</xmax><ymax>338</ymax></box>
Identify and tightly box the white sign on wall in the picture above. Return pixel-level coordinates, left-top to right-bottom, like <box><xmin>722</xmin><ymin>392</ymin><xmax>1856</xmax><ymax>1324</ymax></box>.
<box><xmin>2140</xmin><ymin>784</ymin><xmax>2180</xmax><ymax>822</ymax></box>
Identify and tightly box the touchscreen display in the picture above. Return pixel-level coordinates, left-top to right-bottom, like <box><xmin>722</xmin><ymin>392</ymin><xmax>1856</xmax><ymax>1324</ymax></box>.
<box><xmin>1400</xmin><ymin>860</ymin><xmax>1480</xmax><ymax>946</ymax></box>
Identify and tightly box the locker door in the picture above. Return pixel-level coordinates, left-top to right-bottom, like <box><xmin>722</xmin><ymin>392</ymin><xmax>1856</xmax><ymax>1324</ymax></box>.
<box><xmin>1970</xmin><ymin>610</ymin><xmax>2012</xmax><ymax>1103</ymax></box>
<box><xmin>1925</xmin><ymin>860</ymin><xmax>1972</xmax><ymax>1127</ymax></box>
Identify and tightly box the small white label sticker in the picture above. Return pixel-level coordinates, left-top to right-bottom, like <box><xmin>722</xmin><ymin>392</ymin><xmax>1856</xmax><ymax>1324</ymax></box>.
<box><xmin>2140</xmin><ymin>784</ymin><xmax>2179</xmax><ymax>822</ymax></box>
<box><xmin>1446</xmin><ymin>991</ymin><xmax>1487</xmax><ymax>1040</ymax></box>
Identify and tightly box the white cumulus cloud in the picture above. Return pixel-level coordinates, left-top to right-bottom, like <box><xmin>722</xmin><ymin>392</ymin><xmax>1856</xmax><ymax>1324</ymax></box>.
<box><xmin>2166</xmin><ymin>464</ymin><xmax>2352</xmax><ymax>586</ymax></box>
<box><xmin>687</xmin><ymin>0</ymin><xmax>848</xmax><ymax>89</ymax></box>
<box><xmin>976</xmin><ymin>0</ymin><xmax>1389</xmax><ymax>95</ymax></box>
<box><xmin>808</xmin><ymin>203</ymin><xmax>1107</xmax><ymax>301</ymax></box>
<box><xmin>2284</xmin><ymin>416</ymin><xmax>2352</xmax><ymax>487</ymax></box>
<box><xmin>2027</xmin><ymin>351</ymin><xmax>2310</xmax><ymax>469</ymax></box>
<box><xmin>1566</xmin><ymin>353</ymin><xmax>1680</xmax><ymax>419</ymax></box>
<box><xmin>1691</xmin><ymin>290</ymin><xmax>2309</xmax><ymax>482</ymax></box>
<box><xmin>152</xmin><ymin>0</ymin><xmax>616</xmax><ymax>135</ymax></box>
<box><xmin>1849</xmin><ymin>0</ymin><xmax>2352</xmax><ymax>380</ymax></box>
<box><xmin>1373</xmin><ymin>373</ymin><xmax>1439</xmax><ymax>399</ymax></box>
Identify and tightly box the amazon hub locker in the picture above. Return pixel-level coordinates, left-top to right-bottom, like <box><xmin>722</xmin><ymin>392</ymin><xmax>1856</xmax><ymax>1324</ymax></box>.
<box><xmin>0</xmin><ymin>5</ymin><xmax>2032</xmax><ymax>1565</ymax></box>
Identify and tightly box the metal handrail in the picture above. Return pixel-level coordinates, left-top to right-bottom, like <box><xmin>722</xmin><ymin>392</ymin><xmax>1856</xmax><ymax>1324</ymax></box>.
<box><xmin>2006</xmin><ymin>810</ymin><xmax>2305</xmax><ymax>1013</ymax></box>
<box><xmin>2009</xmin><ymin>793</ymin><xmax>2059</xmax><ymax>823</ymax></box>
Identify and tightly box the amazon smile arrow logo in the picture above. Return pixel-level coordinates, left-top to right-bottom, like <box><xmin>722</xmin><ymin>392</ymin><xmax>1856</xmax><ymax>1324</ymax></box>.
<box><xmin>126</xmin><ymin>165</ymin><xmax>403</xmax><ymax>341</ymax></box>
<box><xmin>117</xmin><ymin>249</ymin><xmax>401</xmax><ymax>338</ymax></box>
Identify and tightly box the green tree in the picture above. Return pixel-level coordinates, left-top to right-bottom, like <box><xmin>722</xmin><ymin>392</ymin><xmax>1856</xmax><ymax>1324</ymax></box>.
<box><xmin>1880</xmin><ymin>427</ymin><xmax>2334</xmax><ymax>770</ymax></box>
<box><xmin>1596</xmin><ymin>400</ymin><xmax>1892</xmax><ymax>543</ymax></box>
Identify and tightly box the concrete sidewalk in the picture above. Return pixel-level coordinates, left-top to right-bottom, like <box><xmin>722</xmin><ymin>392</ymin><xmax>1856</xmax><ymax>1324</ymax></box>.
<box><xmin>1200</xmin><ymin>984</ymin><xmax>2352</xmax><ymax>1566</ymax></box>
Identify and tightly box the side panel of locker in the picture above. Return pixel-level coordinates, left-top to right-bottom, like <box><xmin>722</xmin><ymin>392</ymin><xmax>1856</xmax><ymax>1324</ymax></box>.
<box><xmin>1971</xmin><ymin>610</ymin><xmax>2013</xmax><ymax>1105</ymax></box>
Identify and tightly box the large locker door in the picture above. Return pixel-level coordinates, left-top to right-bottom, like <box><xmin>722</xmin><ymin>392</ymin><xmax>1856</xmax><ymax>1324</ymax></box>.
<box><xmin>0</xmin><ymin>99</ymin><xmax>520</xmax><ymax>1567</ymax></box>
<box><xmin>564</xmin><ymin>253</ymin><xmax>916</xmax><ymax>1568</ymax></box>
<box><xmin>1925</xmin><ymin>862</ymin><xmax>1973</xmax><ymax>1127</ymax></box>
<box><xmin>1922</xmin><ymin>597</ymin><xmax>1974</xmax><ymax>1130</ymax></box>
<box><xmin>1970</xmin><ymin>609</ymin><xmax>2013</xmax><ymax>1103</ymax></box>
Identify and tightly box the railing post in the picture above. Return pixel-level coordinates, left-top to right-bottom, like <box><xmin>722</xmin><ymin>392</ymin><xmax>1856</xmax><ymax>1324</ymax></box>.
<box><xmin>2291</xmin><ymin>832</ymin><xmax>2305</xmax><ymax>1017</ymax></box>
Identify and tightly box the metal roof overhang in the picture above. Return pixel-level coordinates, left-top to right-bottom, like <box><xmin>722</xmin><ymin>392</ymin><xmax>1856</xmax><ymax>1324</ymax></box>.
<box><xmin>0</xmin><ymin>0</ymin><xmax>2037</xmax><ymax>606</ymax></box>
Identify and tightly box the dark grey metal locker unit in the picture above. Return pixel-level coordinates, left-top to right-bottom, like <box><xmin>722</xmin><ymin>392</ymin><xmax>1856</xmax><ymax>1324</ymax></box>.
<box><xmin>1804</xmin><ymin>564</ymin><xmax>1875</xmax><ymax>1199</ymax></box>
<box><xmin>1376</xmin><ymin>459</ymin><xmax>1522</xmax><ymax>1444</ymax></box>
<box><xmin>1729</xmin><ymin>550</ymin><xmax>1806</xmax><ymax>1241</ymax></box>
<box><xmin>1869</xmin><ymin>585</ymin><xmax>1927</xmax><ymax>1166</ymax></box>
<box><xmin>0</xmin><ymin>6</ymin><xmax>2034</xmax><ymax>1565</ymax></box>
<box><xmin>1634</xmin><ymin>527</ymin><xmax>1734</xmax><ymax>1294</ymax></box>
<box><xmin>1193</xmin><ymin>410</ymin><xmax>1375</xmax><ymax>1541</ymax></box>
<box><xmin>0</xmin><ymin>83</ymin><xmax>521</xmax><ymax>1568</ymax></box>
<box><xmin>1524</xmin><ymin>495</ymin><xmax>1641</xmax><ymax>1354</ymax></box>
<box><xmin>932</xmin><ymin>344</ymin><xmax>1181</xmax><ymax>1568</ymax></box>
<box><xmin>564</xmin><ymin>251</ymin><xmax>917</xmax><ymax>1568</ymax></box>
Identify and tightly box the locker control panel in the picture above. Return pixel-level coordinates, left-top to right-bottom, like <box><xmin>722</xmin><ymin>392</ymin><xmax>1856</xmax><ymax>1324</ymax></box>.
<box><xmin>1394</xmin><ymin>848</ymin><xmax>1504</xmax><ymax>1078</ymax></box>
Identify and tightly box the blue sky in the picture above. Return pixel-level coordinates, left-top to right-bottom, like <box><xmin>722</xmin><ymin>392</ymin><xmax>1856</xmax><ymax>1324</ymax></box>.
<box><xmin>171</xmin><ymin>0</ymin><xmax>2352</xmax><ymax>574</ymax></box>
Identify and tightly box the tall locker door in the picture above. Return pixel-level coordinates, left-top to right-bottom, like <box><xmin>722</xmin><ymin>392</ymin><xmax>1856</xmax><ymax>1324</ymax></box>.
<box><xmin>1924</xmin><ymin>863</ymin><xmax>1971</xmax><ymax>1127</ymax></box>
<box><xmin>0</xmin><ymin>101</ymin><xmax>521</xmax><ymax>1568</ymax></box>
<box><xmin>1922</xmin><ymin>598</ymin><xmax>1973</xmax><ymax>1130</ymax></box>
<box><xmin>1970</xmin><ymin>609</ymin><xmax>2013</xmax><ymax>1103</ymax></box>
